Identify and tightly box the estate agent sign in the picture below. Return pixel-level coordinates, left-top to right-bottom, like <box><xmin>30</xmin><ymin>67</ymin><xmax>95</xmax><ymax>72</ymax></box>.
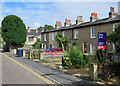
<box><xmin>97</xmin><ymin>32</ymin><xmax>106</xmax><ymax>49</ymax></box>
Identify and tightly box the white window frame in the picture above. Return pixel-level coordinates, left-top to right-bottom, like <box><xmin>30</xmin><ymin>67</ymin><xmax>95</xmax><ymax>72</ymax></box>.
<box><xmin>90</xmin><ymin>27</ymin><xmax>95</xmax><ymax>38</ymax></box>
<box><xmin>42</xmin><ymin>43</ymin><xmax>44</xmax><ymax>49</ymax></box>
<box><xmin>44</xmin><ymin>44</ymin><xmax>46</xmax><ymax>49</ymax></box>
<box><xmin>44</xmin><ymin>34</ymin><xmax>46</xmax><ymax>41</ymax></box>
<box><xmin>52</xmin><ymin>33</ymin><xmax>55</xmax><ymax>40</ymax></box>
<box><xmin>74</xmin><ymin>29</ymin><xmax>78</xmax><ymax>39</ymax></box>
<box><xmin>62</xmin><ymin>31</ymin><xmax>65</xmax><ymax>38</ymax></box>
<box><xmin>90</xmin><ymin>44</ymin><xmax>94</xmax><ymax>54</ymax></box>
<box><xmin>113</xmin><ymin>23</ymin><xmax>119</xmax><ymax>31</ymax></box>
<box><xmin>52</xmin><ymin>44</ymin><xmax>55</xmax><ymax>48</ymax></box>
<box><xmin>113</xmin><ymin>43</ymin><xmax>115</xmax><ymax>51</ymax></box>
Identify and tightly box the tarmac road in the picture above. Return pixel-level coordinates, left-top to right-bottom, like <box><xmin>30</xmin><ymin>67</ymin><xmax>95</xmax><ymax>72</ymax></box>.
<box><xmin>2</xmin><ymin>53</ymin><xmax>53</xmax><ymax>84</ymax></box>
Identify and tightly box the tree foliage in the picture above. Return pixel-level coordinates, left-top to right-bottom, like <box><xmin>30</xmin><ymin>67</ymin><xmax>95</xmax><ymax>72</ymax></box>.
<box><xmin>37</xmin><ymin>24</ymin><xmax>54</xmax><ymax>32</ymax></box>
<box><xmin>32</xmin><ymin>38</ymin><xmax>41</xmax><ymax>49</ymax></box>
<box><xmin>55</xmin><ymin>34</ymin><xmax>67</xmax><ymax>51</ymax></box>
<box><xmin>1</xmin><ymin>15</ymin><xmax>27</xmax><ymax>47</ymax></box>
<box><xmin>107</xmin><ymin>25</ymin><xmax>120</xmax><ymax>53</ymax></box>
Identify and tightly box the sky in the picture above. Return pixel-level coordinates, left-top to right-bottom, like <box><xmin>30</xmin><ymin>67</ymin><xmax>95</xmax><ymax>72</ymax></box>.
<box><xmin>0</xmin><ymin>1</ymin><xmax>119</xmax><ymax>29</ymax></box>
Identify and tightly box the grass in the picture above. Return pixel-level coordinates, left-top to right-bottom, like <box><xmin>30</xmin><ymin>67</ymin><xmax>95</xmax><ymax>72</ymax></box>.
<box><xmin>39</xmin><ymin>59</ymin><xmax>60</xmax><ymax>63</ymax></box>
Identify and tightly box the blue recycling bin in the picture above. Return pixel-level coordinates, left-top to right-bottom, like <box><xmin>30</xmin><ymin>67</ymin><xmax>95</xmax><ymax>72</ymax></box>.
<box><xmin>18</xmin><ymin>49</ymin><xmax>23</xmax><ymax>57</ymax></box>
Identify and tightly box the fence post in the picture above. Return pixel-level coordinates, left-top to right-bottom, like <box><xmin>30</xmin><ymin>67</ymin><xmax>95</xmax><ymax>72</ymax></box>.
<box><xmin>89</xmin><ymin>63</ymin><xmax>98</xmax><ymax>81</ymax></box>
<box><xmin>40</xmin><ymin>53</ymin><xmax>44</xmax><ymax>59</ymax></box>
<box><xmin>23</xmin><ymin>50</ymin><xmax>26</xmax><ymax>57</ymax></box>
<box><xmin>28</xmin><ymin>51</ymin><xmax>32</xmax><ymax>60</ymax></box>
<box><xmin>39</xmin><ymin>53</ymin><xmax>41</xmax><ymax>61</ymax></box>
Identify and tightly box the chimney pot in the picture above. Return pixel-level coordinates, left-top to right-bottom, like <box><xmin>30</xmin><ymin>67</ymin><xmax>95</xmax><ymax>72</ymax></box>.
<box><xmin>112</xmin><ymin>7</ymin><xmax>114</xmax><ymax>12</ymax></box>
<box><xmin>28</xmin><ymin>27</ymin><xmax>30</xmax><ymax>29</ymax></box>
<box><xmin>56</xmin><ymin>21</ymin><xmax>58</xmax><ymax>24</ymax></box>
<box><xmin>93</xmin><ymin>12</ymin><xmax>95</xmax><ymax>16</ymax></box>
<box><xmin>69</xmin><ymin>20</ymin><xmax>71</xmax><ymax>22</ymax></box>
<box><xmin>95</xmin><ymin>13</ymin><xmax>97</xmax><ymax>17</ymax></box>
<box><xmin>91</xmin><ymin>13</ymin><xmax>93</xmax><ymax>16</ymax></box>
<box><xmin>110</xmin><ymin>7</ymin><xmax>113</xmax><ymax>12</ymax></box>
<box><xmin>65</xmin><ymin>19</ymin><xmax>67</xmax><ymax>22</ymax></box>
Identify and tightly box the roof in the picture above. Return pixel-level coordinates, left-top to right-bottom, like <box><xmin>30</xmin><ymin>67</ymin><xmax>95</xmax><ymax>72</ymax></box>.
<box><xmin>41</xmin><ymin>15</ymin><xmax>120</xmax><ymax>33</ymax></box>
<box><xmin>27</xmin><ymin>31</ymin><xmax>40</xmax><ymax>36</ymax></box>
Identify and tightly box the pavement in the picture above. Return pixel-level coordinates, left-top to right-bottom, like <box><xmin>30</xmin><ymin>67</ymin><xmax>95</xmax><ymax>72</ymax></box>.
<box><xmin>2</xmin><ymin>53</ymin><xmax>48</xmax><ymax>84</ymax></box>
<box><xmin>3</xmin><ymin>52</ymin><xmax>104</xmax><ymax>86</ymax></box>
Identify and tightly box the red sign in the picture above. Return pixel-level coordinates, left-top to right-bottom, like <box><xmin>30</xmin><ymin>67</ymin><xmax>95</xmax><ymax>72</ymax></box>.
<box><xmin>97</xmin><ymin>45</ymin><xmax>106</xmax><ymax>49</ymax></box>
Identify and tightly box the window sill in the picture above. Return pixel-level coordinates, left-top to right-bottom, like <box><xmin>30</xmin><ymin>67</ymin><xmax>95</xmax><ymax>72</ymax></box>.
<box><xmin>91</xmin><ymin>37</ymin><xmax>95</xmax><ymax>39</ymax></box>
<box><xmin>74</xmin><ymin>38</ymin><xmax>78</xmax><ymax>40</ymax></box>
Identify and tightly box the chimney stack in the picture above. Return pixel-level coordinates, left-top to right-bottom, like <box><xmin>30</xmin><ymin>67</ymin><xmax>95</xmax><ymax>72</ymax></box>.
<box><xmin>76</xmin><ymin>16</ymin><xmax>84</xmax><ymax>24</ymax></box>
<box><xmin>109</xmin><ymin>7</ymin><xmax>118</xmax><ymax>18</ymax></box>
<box><xmin>27</xmin><ymin>27</ymin><xmax>31</xmax><ymax>32</ymax></box>
<box><xmin>55</xmin><ymin>21</ymin><xmax>62</xmax><ymax>29</ymax></box>
<box><xmin>90</xmin><ymin>12</ymin><xmax>98</xmax><ymax>22</ymax></box>
<box><xmin>64</xmin><ymin>19</ymin><xmax>71</xmax><ymax>27</ymax></box>
<box><xmin>35</xmin><ymin>29</ymin><xmax>38</xmax><ymax>33</ymax></box>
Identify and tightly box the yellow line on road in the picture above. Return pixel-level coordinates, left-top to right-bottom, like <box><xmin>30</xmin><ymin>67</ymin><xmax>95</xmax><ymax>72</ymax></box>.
<box><xmin>3</xmin><ymin>53</ymin><xmax>57</xmax><ymax>86</ymax></box>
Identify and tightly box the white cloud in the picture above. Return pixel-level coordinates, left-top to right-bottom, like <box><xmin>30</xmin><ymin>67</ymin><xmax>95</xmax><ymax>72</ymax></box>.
<box><xmin>34</xmin><ymin>22</ymin><xmax>40</xmax><ymax>28</ymax></box>
<box><xmin>2</xmin><ymin>2</ymin><xmax>118</xmax><ymax>28</ymax></box>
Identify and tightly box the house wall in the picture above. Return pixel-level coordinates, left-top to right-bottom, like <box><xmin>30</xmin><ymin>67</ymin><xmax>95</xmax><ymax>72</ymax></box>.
<box><xmin>41</xmin><ymin>21</ymin><xmax>120</xmax><ymax>54</ymax></box>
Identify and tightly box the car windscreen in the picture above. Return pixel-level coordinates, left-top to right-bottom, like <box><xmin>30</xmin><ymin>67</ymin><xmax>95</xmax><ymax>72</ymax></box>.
<box><xmin>51</xmin><ymin>49</ymin><xmax>60</xmax><ymax>51</ymax></box>
<box><xmin>44</xmin><ymin>49</ymin><xmax>50</xmax><ymax>51</ymax></box>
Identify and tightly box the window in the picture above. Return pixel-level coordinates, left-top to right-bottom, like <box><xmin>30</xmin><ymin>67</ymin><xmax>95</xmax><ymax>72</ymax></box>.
<box><xmin>90</xmin><ymin>44</ymin><xmax>94</xmax><ymax>54</ymax></box>
<box><xmin>52</xmin><ymin>44</ymin><xmax>55</xmax><ymax>48</ymax></box>
<box><xmin>29</xmin><ymin>37</ymin><xmax>33</xmax><ymax>41</ymax></box>
<box><xmin>44</xmin><ymin>34</ymin><xmax>46</xmax><ymax>41</ymax></box>
<box><xmin>74</xmin><ymin>29</ymin><xmax>78</xmax><ymax>39</ymax></box>
<box><xmin>90</xmin><ymin>27</ymin><xmax>95</xmax><ymax>38</ymax></box>
<box><xmin>62</xmin><ymin>31</ymin><xmax>65</xmax><ymax>37</ymax></box>
<box><xmin>42</xmin><ymin>43</ymin><xmax>44</xmax><ymax>49</ymax></box>
<box><xmin>113</xmin><ymin>43</ymin><xmax>115</xmax><ymax>51</ymax></box>
<box><xmin>44</xmin><ymin>44</ymin><xmax>46</xmax><ymax>49</ymax></box>
<box><xmin>52</xmin><ymin>33</ymin><xmax>55</xmax><ymax>40</ymax></box>
<box><xmin>83</xmin><ymin>42</ymin><xmax>87</xmax><ymax>53</ymax></box>
<box><xmin>113</xmin><ymin>23</ymin><xmax>119</xmax><ymax>31</ymax></box>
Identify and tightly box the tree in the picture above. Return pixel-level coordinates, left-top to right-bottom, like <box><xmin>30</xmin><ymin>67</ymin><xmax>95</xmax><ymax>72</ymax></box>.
<box><xmin>107</xmin><ymin>25</ymin><xmax>120</xmax><ymax>53</ymax></box>
<box><xmin>1</xmin><ymin>15</ymin><xmax>27</xmax><ymax>47</ymax></box>
<box><xmin>32</xmin><ymin>38</ymin><xmax>41</xmax><ymax>49</ymax></box>
<box><xmin>55</xmin><ymin>34</ymin><xmax>67</xmax><ymax>51</ymax></box>
<box><xmin>37</xmin><ymin>24</ymin><xmax>54</xmax><ymax>32</ymax></box>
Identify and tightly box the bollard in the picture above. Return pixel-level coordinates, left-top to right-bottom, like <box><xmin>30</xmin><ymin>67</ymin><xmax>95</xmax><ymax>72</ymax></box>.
<box><xmin>28</xmin><ymin>51</ymin><xmax>32</xmax><ymax>60</ymax></box>
<box><xmin>40</xmin><ymin>53</ymin><xmax>44</xmax><ymax>59</ymax></box>
<box><xmin>22</xmin><ymin>50</ymin><xmax>26</xmax><ymax>57</ymax></box>
<box><xmin>89</xmin><ymin>63</ymin><xmax>98</xmax><ymax>81</ymax></box>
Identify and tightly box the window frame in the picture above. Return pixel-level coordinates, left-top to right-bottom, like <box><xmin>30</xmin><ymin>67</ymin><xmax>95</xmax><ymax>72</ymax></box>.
<box><xmin>74</xmin><ymin>29</ymin><xmax>78</xmax><ymax>39</ymax></box>
<box><xmin>113</xmin><ymin>23</ymin><xmax>119</xmax><ymax>31</ymax></box>
<box><xmin>44</xmin><ymin>34</ymin><xmax>47</xmax><ymax>41</ymax></box>
<box><xmin>52</xmin><ymin>33</ymin><xmax>55</xmax><ymax>40</ymax></box>
<box><xmin>62</xmin><ymin>31</ymin><xmax>65</xmax><ymax>38</ymax></box>
<box><xmin>90</xmin><ymin>27</ymin><xmax>95</xmax><ymax>38</ymax></box>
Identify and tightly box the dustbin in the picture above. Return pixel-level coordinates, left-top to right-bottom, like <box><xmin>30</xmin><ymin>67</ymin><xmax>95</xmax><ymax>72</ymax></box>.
<box><xmin>18</xmin><ymin>49</ymin><xmax>23</xmax><ymax>57</ymax></box>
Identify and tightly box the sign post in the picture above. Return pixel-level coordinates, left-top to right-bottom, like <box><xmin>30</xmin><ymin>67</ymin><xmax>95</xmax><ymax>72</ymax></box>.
<box><xmin>98</xmin><ymin>32</ymin><xmax>107</xmax><ymax>73</ymax></box>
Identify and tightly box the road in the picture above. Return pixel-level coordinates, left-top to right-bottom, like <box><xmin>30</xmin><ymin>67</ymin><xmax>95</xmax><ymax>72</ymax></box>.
<box><xmin>2</xmin><ymin>53</ymin><xmax>53</xmax><ymax>84</ymax></box>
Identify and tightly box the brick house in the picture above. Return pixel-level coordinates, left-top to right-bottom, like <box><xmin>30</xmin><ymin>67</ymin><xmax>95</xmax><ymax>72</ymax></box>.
<box><xmin>41</xmin><ymin>7</ymin><xmax>120</xmax><ymax>54</ymax></box>
<box><xmin>25</xmin><ymin>27</ymin><xmax>41</xmax><ymax>45</ymax></box>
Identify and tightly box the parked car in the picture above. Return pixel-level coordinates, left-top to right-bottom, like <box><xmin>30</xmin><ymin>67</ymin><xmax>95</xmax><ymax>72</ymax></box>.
<box><xmin>111</xmin><ymin>52</ymin><xmax>120</xmax><ymax>62</ymax></box>
<box><xmin>43</xmin><ymin>48</ymin><xmax>64</xmax><ymax>53</ymax></box>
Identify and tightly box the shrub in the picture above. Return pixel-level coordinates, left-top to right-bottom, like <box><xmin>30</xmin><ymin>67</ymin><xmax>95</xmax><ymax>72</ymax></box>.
<box><xmin>69</xmin><ymin>45</ymin><xmax>88</xmax><ymax>68</ymax></box>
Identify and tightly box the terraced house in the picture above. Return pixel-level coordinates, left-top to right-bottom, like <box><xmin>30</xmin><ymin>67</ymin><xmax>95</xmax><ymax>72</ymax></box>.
<box><xmin>41</xmin><ymin>7</ymin><xmax>120</xmax><ymax>54</ymax></box>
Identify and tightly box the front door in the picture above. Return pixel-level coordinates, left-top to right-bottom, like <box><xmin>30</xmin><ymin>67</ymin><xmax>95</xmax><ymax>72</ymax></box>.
<box><xmin>83</xmin><ymin>42</ymin><xmax>87</xmax><ymax>53</ymax></box>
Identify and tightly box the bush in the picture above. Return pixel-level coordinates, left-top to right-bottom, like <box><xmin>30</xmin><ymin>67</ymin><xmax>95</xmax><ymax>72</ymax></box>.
<box><xmin>69</xmin><ymin>45</ymin><xmax>88</xmax><ymax>68</ymax></box>
<box><xmin>32</xmin><ymin>39</ymin><xmax>41</xmax><ymax>49</ymax></box>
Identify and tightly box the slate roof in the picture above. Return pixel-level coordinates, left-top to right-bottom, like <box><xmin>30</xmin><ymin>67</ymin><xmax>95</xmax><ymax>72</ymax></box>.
<box><xmin>27</xmin><ymin>31</ymin><xmax>40</xmax><ymax>36</ymax></box>
<box><xmin>41</xmin><ymin>15</ymin><xmax>120</xmax><ymax>33</ymax></box>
